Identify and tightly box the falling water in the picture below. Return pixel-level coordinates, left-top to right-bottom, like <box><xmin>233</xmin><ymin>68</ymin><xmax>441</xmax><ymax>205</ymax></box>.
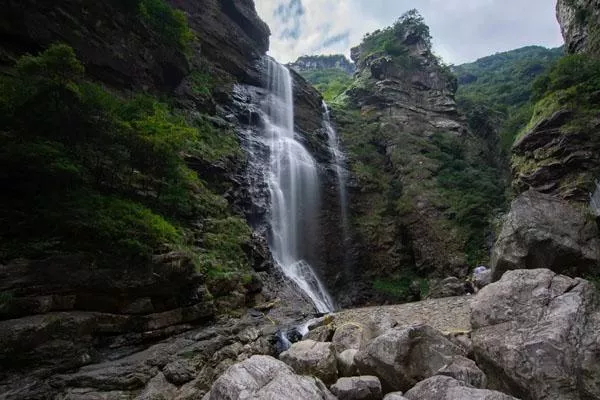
<box><xmin>322</xmin><ymin>102</ymin><xmax>350</xmax><ymax>246</ymax></box>
<box><xmin>260</xmin><ymin>58</ymin><xmax>335</xmax><ymax>313</ymax></box>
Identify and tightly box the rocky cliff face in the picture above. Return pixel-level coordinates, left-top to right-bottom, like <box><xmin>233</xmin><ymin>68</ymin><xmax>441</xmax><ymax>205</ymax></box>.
<box><xmin>0</xmin><ymin>0</ymin><xmax>338</xmax><ymax>397</ymax></box>
<box><xmin>326</xmin><ymin>13</ymin><xmax>505</xmax><ymax>305</ymax></box>
<box><xmin>289</xmin><ymin>54</ymin><xmax>356</xmax><ymax>75</ymax></box>
<box><xmin>557</xmin><ymin>0</ymin><xmax>600</xmax><ymax>56</ymax></box>
<box><xmin>494</xmin><ymin>0</ymin><xmax>600</xmax><ymax>279</ymax></box>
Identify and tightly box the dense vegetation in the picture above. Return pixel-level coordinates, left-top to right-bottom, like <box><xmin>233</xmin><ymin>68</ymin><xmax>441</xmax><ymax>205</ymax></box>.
<box><xmin>360</xmin><ymin>9</ymin><xmax>432</xmax><ymax>64</ymax></box>
<box><xmin>114</xmin><ymin>0</ymin><xmax>194</xmax><ymax>51</ymax></box>
<box><xmin>0</xmin><ymin>44</ymin><xmax>252</xmax><ymax>279</ymax></box>
<box><xmin>298</xmin><ymin>68</ymin><xmax>353</xmax><ymax>102</ymax></box>
<box><xmin>454</xmin><ymin>46</ymin><xmax>563</xmax><ymax>150</ymax></box>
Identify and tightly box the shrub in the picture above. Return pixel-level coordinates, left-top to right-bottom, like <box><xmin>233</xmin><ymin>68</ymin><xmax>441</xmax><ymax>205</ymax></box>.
<box><xmin>139</xmin><ymin>0</ymin><xmax>194</xmax><ymax>51</ymax></box>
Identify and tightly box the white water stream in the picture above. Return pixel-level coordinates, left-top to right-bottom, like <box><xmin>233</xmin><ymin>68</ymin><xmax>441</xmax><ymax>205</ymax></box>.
<box><xmin>261</xmin><ymin>59</ymin><xmax>335</xmax><ymax>313</ymax></box>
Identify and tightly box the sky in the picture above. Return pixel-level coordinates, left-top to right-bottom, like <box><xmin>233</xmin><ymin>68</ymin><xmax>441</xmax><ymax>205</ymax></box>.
<box><xmin>254</xmin><ymin>0</ymin><xmax>565</xmax><ymax>65</ymax></box>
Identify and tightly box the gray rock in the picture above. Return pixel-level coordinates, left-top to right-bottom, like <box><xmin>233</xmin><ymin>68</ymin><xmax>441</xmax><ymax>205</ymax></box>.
<box><xmin>305</xmin><ymin>324</ymin><xmax>335</xmax><ymax>342</ymax></box>
<box><xmin>354</xmin><ymin>324</ymin><xmax>472</xmax><ymax>392</ymax></box>
<box><xmin>136</xmin><ymin>373</ymin><xmax>177</xmax><ymax>400</ymax></box>
<box><xmin>280</xmin><ymin>340</ymin><xmax>338</xmax><ymax>384</ymax></box>
<box><xmin>556</xmin><ymin>0</ymin><xmax>600</xmax><ymax>55</ymax></box>
<box><xmin>383</xmin><ymin>393</ymin><xmax>408</xmax><ymax>400</ymax></box>
<box><xmin>337</xmin><ymin>349</ymin><xmax>359</xmax><ymax>377</ymax></box>
<box><xmin>490</xmin><ymin>190</ymin><xmax>600</xmax><ymax>280</ymax></box>
<box><xmin>473</xmin><ymin>269</ymin><xmax>491</xmax><ymax>291</ymax></box>
<box><xmin>436</xmin><ymin>356</ymin><xmax>486</xmax><ymax>388</ymax></box>
<box><xmin>471</xmin><ymin>269</ymin><xmax>600</xmax><ymax>400</ymax></box>
<box><xmin>330</xmin><ymin>376</ymin><xmax>383</xmax><ymax>400</ymax></box>
<box><xmin>163</xmin><ymin>359</ymin><xmax>196</xmax><ymax>386</ymax></box>
<box><xmin>427</xmin><ymin>277</ymin><xmax>466</xmax><ymax>299</ymax></box>
<box><xmin>332</xmin><ymin>322</ymin><xmax>369</xmax><ymax>354</ymax></box>
<box><xmin>404</xmin><ymin>376</ymin><xmax>519</xmax><ymax>400</ymax></box>
<box><xmin>203</xmin><ymin>355</ymin><xmax>335</xmax><ymax>400</ymax></box>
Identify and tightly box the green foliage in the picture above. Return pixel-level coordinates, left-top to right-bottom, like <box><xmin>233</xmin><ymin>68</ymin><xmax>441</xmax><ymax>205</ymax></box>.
<box><xmin>373</xmin><ymin>270</ymin><xmax>428</xmax><ymax>302</ymax></box>
<box><xmin>428</xmin><ymin>133</ymin><xmax>505</xmax><ymax>264</ymax></box>
<box><xmin>140</xmin><ymin>0</ymin><xmax>194</xmax><ymax>51</ymax></box>
<box><xmin>360</xmin><ymin>9</ymin><xmax>431</xmax><ymax>64</ymax></box>
<box><xmin>455</xmin><ymin>46</ymin><xmax>563</xmax><ymax>151</ymax></box>
<box><xmin>0</xmin><ymin>44</ymin><xmax>251</xmax><ymax>275</ymax></box>
<box><xmin>518</xmin><ymin>54</ymin><xmax>600</xmax><ymax>141</ymax></box>
<box><xmin>299</xmin><ymin>68</ymin><xmax>353</xmax><ymax>102</ymax></box>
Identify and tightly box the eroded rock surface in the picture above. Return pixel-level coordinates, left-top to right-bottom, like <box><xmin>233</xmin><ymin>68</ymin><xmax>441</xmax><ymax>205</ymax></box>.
<box><xmin>354</xmin><ymin>324</ymin><xmax>478</xmax><ymax>392</ymax></box>
<box><xmin>404</xmin><ymin>376</ymin><xmax>519</xmax><ymax>400</ymax></box>
<box><xmin>203</xmin><ymin>355</ymin><xmax>335</xmax><ymax>400</ymax></box>
<box><xmin>471</xmin><ymin>269</ymin><xmax>600</xmax><ymax>400</ymax></box>
<box><xmin>279</xmin><ymin>340</ymin><xmax>339</xmax><ymax>385</ymax></box>
<box><xmin>490</xmin><ymin>190</ymin><xmax>600</xmax><ymax>280</ymax></box>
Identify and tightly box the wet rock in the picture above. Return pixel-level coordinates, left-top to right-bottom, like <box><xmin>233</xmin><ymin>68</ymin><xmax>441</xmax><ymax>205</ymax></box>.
<box><xmin>471</xmin><ymin>269</ymin><xmax>600</xmax><ymax>400</ymax></box>
<box><xmin>279</xmin><ymin>340</ymin><xmax>338</xmax><ymax>385</ymax></box>
<box><xmin>404</xmin><ymin>376</ymin><xmax>518</xmax><ymax>400</ymax></box>
<box><xmin>427</xmin><ymin>277</ymin><xmax>467</xmax><ymax>299</ymax></box>
<box><xmin>203</xmin><ymin>355</ymin><xmax>335</xmax><ymax>400</ymax></box>
<box><xmin>491</xmin><ymin>190</ymin><xmax>600</xmax><ymax>280</ymax></box>
<box><xmin>330</xmin><ymin>376</ymin><xmax>383</xmax><ymax>400</ymax></box>
<box><xmin>354</xmin><ymin>324</ymin><xmax>471</xmax><ymax>392</ymax></box>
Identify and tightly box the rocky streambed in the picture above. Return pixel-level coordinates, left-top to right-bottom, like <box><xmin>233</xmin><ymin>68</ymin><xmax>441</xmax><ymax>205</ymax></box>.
<box><xmin>205</xmin><ymin>268</ymin><xmax>600</xmax><ymax>400</ymax></box>
<box><xmin>4</xmin><ymin>268</ymin><xmax>597</xmax><ymax>399</ymax></box>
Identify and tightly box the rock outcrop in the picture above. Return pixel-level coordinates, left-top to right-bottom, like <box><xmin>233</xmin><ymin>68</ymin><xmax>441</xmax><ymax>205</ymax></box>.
<box><xmin>491</xmin><ymin>190</ymin><xmax>600</xmax><ymax>280</ymax></box>
<box><xmin>289</xmin><ymin>54</ymin><xmax>356</xmax><ymax>75</ymax></box>
<box><xmin>556</xmin><ymin>0</ymin><xmax>600</xmax><ymax>56</ymax></box>
<box><xmin>328</xmin><ymin>12</ymin><xmax>504</xmax><ymax>305</ymax></box>
<box><xmin>471</xmin><ymin>269</ymin><xmax>600</xmax><ymax>399</ymax></box>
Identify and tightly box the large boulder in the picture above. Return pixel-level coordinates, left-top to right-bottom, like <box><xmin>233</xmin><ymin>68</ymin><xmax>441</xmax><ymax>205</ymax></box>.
<box><xmin>203</xmin><ymin>355</ymin><xmax>335</xmax><ymax>400</ymax></box>
<box><xmin>330</xmin><ymin>376</ymin><xmax>383</xmax><ymax>400</ymax></box>
<box><xmin>471</xmin><ymin>269</ymin><xmax>600</xmax><ymax>400</ymax></box>
<box><xmin>404</xmin><ymin>376</ymin><xmax>518</xmax><ymax>400</ymax></box>
<box><xmin>332</xmin><ymin>322</ymin><xmax>370</xmax><ymax>354</ymax></box>
<box><xmin>491</xmin><ymin>190</ymin><xmax>600</xmax><ymax>281</ymax></box>
<box><xmin>279</xmin><ymin>340</ymin><xmax>339</xmax><ymax>384</ymax></box>
<box><xmin>354</xmin><ymin>324</ymin><xmax>483</xmax><ymax>392</ymax></box>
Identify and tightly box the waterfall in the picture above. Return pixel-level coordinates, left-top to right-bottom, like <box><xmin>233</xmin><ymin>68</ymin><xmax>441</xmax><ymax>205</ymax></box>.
<box><xmin>322</xmin><ymin>102</ymin><xmax>350</xmax><ymax>249</ymax></box>
<box><xmin>260</xmin><ymin>58</ymin><xmax>335</xmax><ymax>313</ymax></box>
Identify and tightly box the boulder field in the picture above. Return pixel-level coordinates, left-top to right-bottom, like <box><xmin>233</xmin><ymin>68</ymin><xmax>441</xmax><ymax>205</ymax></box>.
<box><xmin>201</xmin><ymin>268</ymin><xmax>600</xmax><ymax>400</ymax></box>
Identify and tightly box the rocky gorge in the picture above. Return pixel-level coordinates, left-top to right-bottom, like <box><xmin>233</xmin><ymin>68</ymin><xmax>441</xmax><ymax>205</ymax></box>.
<box><xmin>0</xmin><ymin>0</ymin><xmax>599</xmax><ymax>399</ymax></box>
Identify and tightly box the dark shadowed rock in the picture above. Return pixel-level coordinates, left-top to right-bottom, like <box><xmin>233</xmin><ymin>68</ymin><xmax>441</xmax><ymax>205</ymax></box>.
<box><xmin>471</xmin><ymin>269</ymin><xmax>600</xmax><ymax>400</ymax></box>
<box><xmin>491</xmin><ymin>190</ymin><xmax>600</xmax><ymax>280</ymax></box>
<box><xmin>427</xmin><ymin>277</ymin><xmax>467</xmax><ymax>299</ymax></box>
<box><xmin>404</xmin><ymin>376</ymin><xmax>519</xmax><ymax>400</ymax></box>
<box><xmin>330</xmin><ymin>376</ymin><xmax>383</xmax><ymax>400</ymax></box>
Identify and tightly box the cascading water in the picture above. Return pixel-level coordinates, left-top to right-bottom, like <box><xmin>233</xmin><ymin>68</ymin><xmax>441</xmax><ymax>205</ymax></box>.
<box><xmin>260</xmin><ymin>58</ymin><xmax>335</xmax><ymax>314</ymax></box>
<box><xmin>322</xmin><ymin>102</ymin><xmax>350</xmax><ymax>249</ymax></box>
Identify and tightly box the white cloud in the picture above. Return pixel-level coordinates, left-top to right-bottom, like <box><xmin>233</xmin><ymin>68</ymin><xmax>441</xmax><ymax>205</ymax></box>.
<box><xmin>254</xmin><ymin>0</ymin><xmax>565</xmax><ymax>64</ymax></box>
